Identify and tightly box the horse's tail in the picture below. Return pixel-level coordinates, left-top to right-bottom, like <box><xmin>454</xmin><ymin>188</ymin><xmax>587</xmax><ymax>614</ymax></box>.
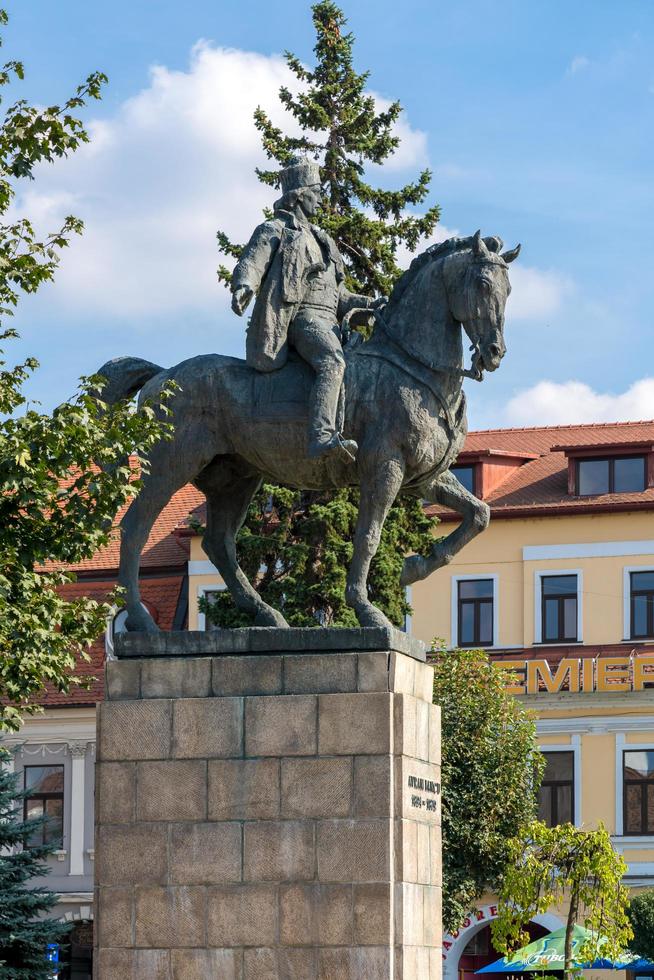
<box><xmin>94</xmin><ymin>356</ymin><xmax>166</xmax><ymax>405</ymax></box>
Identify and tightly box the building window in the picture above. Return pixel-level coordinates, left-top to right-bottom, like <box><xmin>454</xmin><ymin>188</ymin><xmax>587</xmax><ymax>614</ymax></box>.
<box><xmin>538</xmin><ymin>751</ymin><xmax>574</xmax><ymax>826</ymax></box>
<box><xmin>198</xmin><ymin>587</ymin><xmax>226</xmax><ymax>631</ymax></box>
<box><xmin>451</xmin><ymin>464</ymin><xmax>476</xmax><ymax>495</ymax></box>
<box><xmin>23</xmin><ymin>766</ymin><xmax>64</xmax><ymax>846</ymax></box>
<box><xmin>541</xmin><ymin>574</ymin><xmax>578</xmax><ymax>643</ymax></box>
<box><xmin>623</xmin><ymin>750</ymin><xmax>654</xmax><ymax>835</ymax></box>
<box><xmin>457</xmin><ymin>579</ymin><xmax>494</xmax><ymax>647</ymax></box>
<box><xmin>577</xmin><ymin>456</ymin><xmax>646</xmax><ymax>496</ymax></box>
<box><xmin>631</xmin><ymin>571</ymin><xmax>654</xmax><ymax>640</ymax></box>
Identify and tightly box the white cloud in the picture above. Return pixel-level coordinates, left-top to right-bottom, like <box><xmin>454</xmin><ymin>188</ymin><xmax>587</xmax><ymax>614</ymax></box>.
<box><xmin>504</xmin><ymin>378</ymin><xmax>654</xmax><ymax>427</ymax></box>
<box><xmin>506</xmin><ymin>265</ymin><xmax>574</xmax><ymax>320</ymax></box>
<box><xmin>393</xmin><ymin>221</ymin><xmax>460</xmax><ymax>272</ymax></box>
<box><xmin>370</xmin><ymin>93</ymin><xmax>429</xmax><ymax>172</ymax></box>
<box><xmin>568</xmin><ymin>55</ymin><xmax>591</xmax><ymax>74</ymax></box>
<box><xmin>14</xmin><ymin>42</ymin><xmax>431</xmax><ymax>320</ymax></box>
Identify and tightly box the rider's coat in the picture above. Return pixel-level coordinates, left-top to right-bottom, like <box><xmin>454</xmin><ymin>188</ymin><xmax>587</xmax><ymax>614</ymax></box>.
<box><xmin>232</xmin><ymin>208</ymin><xmax>371</xmax><ymax>373</ymax></box>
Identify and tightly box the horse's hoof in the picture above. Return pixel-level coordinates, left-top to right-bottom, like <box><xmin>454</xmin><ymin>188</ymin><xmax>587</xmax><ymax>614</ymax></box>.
<box><xmin>356</xmin><ymin>605</ymin><xmax>394</xmax><ymax>630</ymax></box>
<box><xmin>254</xmin><ymin>607</ymin><xmax>289</xmax><ymax>628</ymax></box>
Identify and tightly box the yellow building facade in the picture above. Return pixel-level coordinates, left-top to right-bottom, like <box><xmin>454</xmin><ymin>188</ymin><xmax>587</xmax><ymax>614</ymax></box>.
<box><xmin>186</xmin><ymin>420</ymin><xmax>654</xmax><ymax>978</ymax></box>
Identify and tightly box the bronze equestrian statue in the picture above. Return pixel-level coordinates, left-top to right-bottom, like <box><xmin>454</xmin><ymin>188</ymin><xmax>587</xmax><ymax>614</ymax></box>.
<box><xmin>97</xmin><ymin>165</ymin><xmax>520</xmax><ymax>632</ymax></box>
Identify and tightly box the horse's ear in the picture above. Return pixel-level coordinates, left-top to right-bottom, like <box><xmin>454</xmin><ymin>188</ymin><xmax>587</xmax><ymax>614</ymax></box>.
<box><xmin>501</xmin><ymin>243</ymin><xmax>521</xmax><ymax>263</ymax></box>
<box><xmin>472</xmin><ymin>229</ymin><xmax>490</xmax><ymax>259</ymax></box>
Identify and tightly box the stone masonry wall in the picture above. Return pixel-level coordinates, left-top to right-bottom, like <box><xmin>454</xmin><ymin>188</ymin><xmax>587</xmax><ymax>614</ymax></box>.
<box><xmin>94</xmin><ymin>647</ymin><xmax>441</xmax><ymax>979</ymax></box>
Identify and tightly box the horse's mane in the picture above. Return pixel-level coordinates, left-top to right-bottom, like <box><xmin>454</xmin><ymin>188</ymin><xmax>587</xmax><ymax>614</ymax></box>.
<box><xmin>386</xmin><ymin>235</ymin><xmax>475</xmax><ymax>314</ymax></box>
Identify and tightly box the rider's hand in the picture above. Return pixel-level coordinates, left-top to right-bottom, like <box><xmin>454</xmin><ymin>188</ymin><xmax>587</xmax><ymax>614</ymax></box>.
<box><xmin>232</xmin><ymin>285</ymin><xmax>254</xmax><ymax>316</ymax></box>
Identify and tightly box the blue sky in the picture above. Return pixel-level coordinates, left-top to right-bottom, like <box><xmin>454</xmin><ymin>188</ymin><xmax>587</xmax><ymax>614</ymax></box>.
<box><xmin>4</xmin><ymin>0</ymin><xmax>654</xmax><ymax>427</ymax></box>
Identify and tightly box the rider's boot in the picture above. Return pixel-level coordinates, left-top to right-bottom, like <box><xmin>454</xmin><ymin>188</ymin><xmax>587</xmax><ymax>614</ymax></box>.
<box><xmin>308</xmin><ymin>364</ymin><xmax>357</xmax><ymax>463</ymax></box>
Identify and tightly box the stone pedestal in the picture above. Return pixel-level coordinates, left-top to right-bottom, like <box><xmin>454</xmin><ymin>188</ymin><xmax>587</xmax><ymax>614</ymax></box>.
<box><xmin>94</xmin><ymin>628</ymin><xmax>442</xmax><ymax>979</ymax></box>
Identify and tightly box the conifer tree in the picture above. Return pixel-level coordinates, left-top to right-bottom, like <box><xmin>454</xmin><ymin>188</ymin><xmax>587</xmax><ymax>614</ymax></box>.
<box><xmin>0</xmin><ymin>749</ymin><xmax>67</xmax><ymax>978</ymax></box>
<box><xmin>211</xmin><ymin>1</ymin><xmax>442</xmax><ymax>627</ymax></box>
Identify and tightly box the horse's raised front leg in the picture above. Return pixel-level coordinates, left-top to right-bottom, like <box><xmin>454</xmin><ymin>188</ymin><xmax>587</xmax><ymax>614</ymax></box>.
<box><xmin>400</xmin><ymin>468</ymin><xmax>490</xmax><ymax>587</ymax></box>
<box><xmin>346</xmin><ymin>456</ymin><xmax>405</xmax><ymax>629</ymax></box>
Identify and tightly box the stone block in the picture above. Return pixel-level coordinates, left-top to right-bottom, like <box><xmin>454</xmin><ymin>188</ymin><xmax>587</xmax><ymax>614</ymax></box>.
<box><xmin>430</xmin><ymin>947</ymin><xmax>443</xmax><ymax>980</ymax></box>
<box><xmin>245</xmin><ymin>695</ymin><xmax>317</xmax><ymax>756</ymax></box>
<box><xmin>354</xmin><ymin>756</ymin><xmax>391</xmax><ymax>817</ymax></box>
<box><xmin>353</xmin><ymin>883</ymin><xmax>392</xmax><ymax>945</ymax></box>
<box><xmin>96</xmin><ymin>886</ymin><xmax>133</xmax><ymax>948</ymax></box>
<box><xmin>171</xmin><ymin>949</ymin><xmax>241</xmax><ymax>980</ymax></box>
<box><xmin>318</xmin><ymin>693</ymin><xmax>391</xmax><ymax>755</ymax></box>
<box><xmin>429</xmin><ymin>824</ymin><xmax>441</xmax><ymax>886</ymax></box>
<box><xmin>417</xmin><ymin>822</ymin><xmax>431</xmax><ymax>884</ymax></box>
<box><xmin>95</xmin><ymin>949</ymin><xmax>133</xmax><ymax>979</ymax></box>
<box><xmin>280</xmin><ymin>883</ymin><xmax>353</xmax><ymax>946</ymax></box>
<box><xmin>134</xmin><ymin>886</ymin><xmax>206</xmax><ymax>948</ymax></box>
<box><xmin>317</xmin><ymin>819</ymin><xmax>390</xmax><ymax>882</ymax></box>
<box><xmin>137</xmin><ymin>760</ymin><xmax>207</xmax><ymax>822</ymax></box>
<box><xmin>317</xmin><ymin>947</ymin><xmax>391</xmax><ymax>979</ymax></box>
<box><xmin>208</xmin><ymin>758</ymin><xmax>280</xmax><ymax>820</ymax></box>
<box><xmin>244</xmin><ymin>948</ymin><xmax>278</xmax><ymax>980</ymax></box>
<box><xmin>213</xmin><ymin>655</ymin><xmax>282</xmax><ymax>696</ymax></box>
<box><xmin>206</xmin><ymin>884</ymin><xmax>278</xmax><ymax>947</ymax></box>
<box><xmin>98</xmin><ymin>700</ymin><xmax>171</xmax><ymax>761</ymax></box>
<box><xmin>396</xmin><ymin>819</ymin><xmax>418</xmax><ymax>883</ymax></box>
<box><xmin>390</xmin><ymin>652</ymin><xmax>416</xmax><ymax>696</ymax></box>
<box><xmin>429</xmin><ymin>704</ymin><xmax>441</xmax><ymax>765</ymax></box>
<box><xmin>96</xmin><ymin>762</ymin><xmax>135</xmax><ymax>824</ymax></box>
<box><xmin>140</xmin><ymin>657</ymin><xmax>212</xmax><ymax>699</ymax></box>
<box><xmin>414</xmin><ymin>662</ymin><xmax>434</xmax><ymax>703</ymax></box>
<box><xmin>396</xmin><ymin>882</ymin><xmax>424</xmax><ymax>946</ymax></box>
<box><xmin>394</xmin><ymin>694</ymin><xmax>416</xmax><ymax>759</ymax></box>
<box><xmin>169</xmin><ymin>822</ymin><xmax>241</xmax><ymax>885</ymax></box>
<box><xmin>172</xmin><ymin>697</ymin><xmax>242</xmax><ymax>758</ymax></box>
<box><xmin>243</xmin><ymin>820</ymin><xmax>314</xmax><ymax>881</ymax></box>
<box><xmin>133</xmin><ymin>950</ymin><xmax>171</xmax><ymax>980</ymax></box>
<box><xmin>281</xmin><ymin>757</ymin><xmax>352</xmax><ymax>818</ymax></box>
<box><xmin>416</xmin><ymin>698</ymin><xmax>430</xmax><ymax>762</ymax></box>
<box><xmin>106</xmin><ymin>659</ymin><xmax>141</xmax><ymax>700</ymax></box>
<box><xmin>283</xmin><ymin>654</ymin><xmax>356</xmax><ymax>694</ymax></box>
<box><xmin>423</xmin><ymin>884</ymin><xmax>442</xmax><ymax>947</ymax></box>
<box><xmin>96</xmin><ymin>824</ymin><xmax>167</xmax><ymax>886</ymax></box>
<box><xmin>357</xmin><ymin>652</ymin><xmax>390</xmax><ymax>692</ymax></box>
<box><xmin>278</xmin><ymin>948</ymin><xmax>318</xmax><ymax>980</ymax></box>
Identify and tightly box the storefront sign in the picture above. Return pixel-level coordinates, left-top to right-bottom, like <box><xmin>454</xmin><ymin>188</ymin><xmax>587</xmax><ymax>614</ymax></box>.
<box><xmin>442</xmin><ymin>905</ymin><xmax>498</xmax><ymax>959</ymax></box>
<box><xmin>499</xmin><ymin>653</ymin><xmax>654</xmax><ymax>695</ymax></box>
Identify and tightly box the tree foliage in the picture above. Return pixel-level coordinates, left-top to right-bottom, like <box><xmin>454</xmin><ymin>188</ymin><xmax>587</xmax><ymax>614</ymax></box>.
<box><xmin>628</xmin><ymin>890</ymin><xmax>654</xmax><ymax>960</ymax></box>
<box><xmin>0</xmin><ymin>748</ymin><xmax>67</xmax><ymax>977</ymax></box>
<box><xmin>431</xmin><ymin>648</ymin><xmax>545</xmax><ymax>932</ymax></box>
<box><xmin>0</xmin><ymin>10</ymin><xmax>173</xmax><ymax>729</ymax></box>
<box><xmin>217</xmin><ymin>0</ymin><xmax>440</xmax><ymax>295</ymax></box>
<box><xmin>211</xmin><ymin>1</ymin><xmax>442</xmax><ymax>626</ymax></box>
<box><xmin>492</xmin><ymin>822</ymin><xmax>632</xmax><ymax>980</ymax></box>
<box><xmin>202</xmin><ymin>483</ymin><xmax>436</xmax><ymax>628</ymax></box>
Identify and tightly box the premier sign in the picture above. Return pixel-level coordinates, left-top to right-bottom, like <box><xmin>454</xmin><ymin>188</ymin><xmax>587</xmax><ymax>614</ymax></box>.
<box><xmin>499</xmin><ymin>654</ymin><xmax>654</xmax><ymax>695</ymax></box>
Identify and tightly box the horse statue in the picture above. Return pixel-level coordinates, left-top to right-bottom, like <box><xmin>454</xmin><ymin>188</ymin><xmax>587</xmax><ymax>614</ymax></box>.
<box><xmin>97</xmin><ymin>230</ymin><xmax>520</xmax><ymax>632</ymax></box>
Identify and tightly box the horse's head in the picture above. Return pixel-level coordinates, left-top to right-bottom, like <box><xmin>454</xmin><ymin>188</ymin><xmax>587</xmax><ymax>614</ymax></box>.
<box><xmin>448</xmin><ymin>230</ymin><xmax>520</xmax><ymax>376</ymax></box>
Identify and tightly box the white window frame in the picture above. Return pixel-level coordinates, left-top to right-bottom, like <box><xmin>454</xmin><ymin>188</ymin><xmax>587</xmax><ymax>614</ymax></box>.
<box><xmin>623</xmin><ymin>565</ymin><xmax>654</xmax><ymax>641</ymax></box>
<box><xmin>534</xmin><ymin>568</ymin><xmax>583</xmax><ymax>644</ymax></box>
<box><xmin>197</xmin><ymin>583</ymin><xmax>227</xmax><ymax>631</ymax></box>
<box><xmin>538</xmin><ymin>737</ymin><xmax>582</xmax><ymax>827</ymax></box>
<box><xmin>614</xmin><ymin>733</ymin><xmax>654</xmax><ymax>838</ymax></box>
<box><xmin>450</xmin><ymin>573</ymin><xmax>499</xmax><ymax>649</ymax></box>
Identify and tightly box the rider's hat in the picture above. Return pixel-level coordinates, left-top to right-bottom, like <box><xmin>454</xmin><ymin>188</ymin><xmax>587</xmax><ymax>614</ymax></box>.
<box><xmin>279</xmin><ymin>156</ymin><xmax>321</xmax><ymax>194</ymax></box>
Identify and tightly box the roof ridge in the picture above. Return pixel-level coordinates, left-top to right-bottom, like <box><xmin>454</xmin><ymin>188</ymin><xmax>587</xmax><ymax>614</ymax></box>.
<box><xmin>467</xmin><ymin>419</ymin><xmax>654</xmax><ymax>436</ymax></box>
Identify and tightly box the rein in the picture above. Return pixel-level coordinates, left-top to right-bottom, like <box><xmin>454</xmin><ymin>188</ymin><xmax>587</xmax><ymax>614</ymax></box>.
<box><xmin>372</xmin><ymin>309</ymin><xmax>483</xmax><ymax>382</ymax></box>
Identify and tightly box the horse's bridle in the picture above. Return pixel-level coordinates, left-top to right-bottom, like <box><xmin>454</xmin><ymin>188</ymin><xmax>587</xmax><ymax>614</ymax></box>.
<box><xmin>370</xmin><ymin>308</ymin><xmax>484</xmax><ymax>382</ymax></box>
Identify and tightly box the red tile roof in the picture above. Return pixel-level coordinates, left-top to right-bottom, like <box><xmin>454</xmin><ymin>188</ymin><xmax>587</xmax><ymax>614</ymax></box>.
<box><xmin>35</xmin><ymin>575</ymin><xmax>185</xmax><ymax>707</ymax></box>
<box><xmin>429</xmin><ymin>420</ymin><xmax>654</xmax><ymax>520</ymax></box>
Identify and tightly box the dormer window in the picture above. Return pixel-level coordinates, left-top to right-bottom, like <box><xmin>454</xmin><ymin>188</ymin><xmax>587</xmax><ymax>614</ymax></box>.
<box><xmin>451</xmin><ymin>464</ymin><xmax>476</xmax><ymax>495</ymax></box>
<box><xmin>576</xmin><ymin>456</ymin><xmax>646</xmax><ymax>496</ymax></box>
<box><xmin>553</xmin><ymin>439</ymin><xmax>654</xmax><ymax>498</ymax></box>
